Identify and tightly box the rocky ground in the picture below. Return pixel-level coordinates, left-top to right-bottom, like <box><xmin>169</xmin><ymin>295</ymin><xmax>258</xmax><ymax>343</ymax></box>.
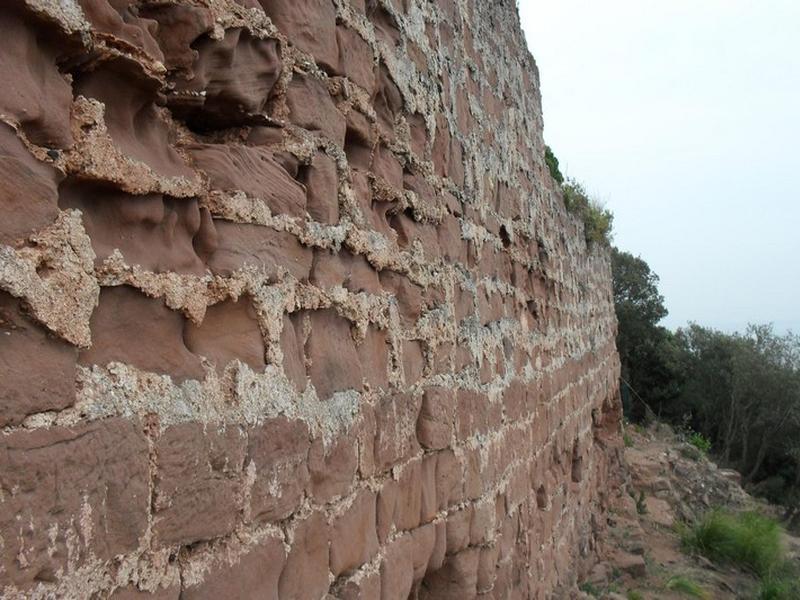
<box><xmin>574</xmin><ymin>423</ymin><xmax>800</xmax><ymax>599</ymax></box>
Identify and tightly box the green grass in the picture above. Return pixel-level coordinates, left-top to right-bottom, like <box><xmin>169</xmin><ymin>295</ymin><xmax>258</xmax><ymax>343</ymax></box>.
<box><xmin>626</xmin><ymin>590</ymin><xmax>644</xmax><ymax>600</ymax></box>
<box><xmin>758</xmin><ymin>574</ymin><xmax>800</xmax><ymax>600</ymax></box>
<box><xmin>623</xmin><ymin>432</ymin><xmax>634</xmax><ymax>448</ymax></box>
<box><xmin>680</xmin><ymin>511</ymin><xmax>783</xmax><ymax>577</ymax></box>
<box><xmin>665</xmin><ymin>575</ymin><xmax>708</xmax><ymax>598</ymax></box>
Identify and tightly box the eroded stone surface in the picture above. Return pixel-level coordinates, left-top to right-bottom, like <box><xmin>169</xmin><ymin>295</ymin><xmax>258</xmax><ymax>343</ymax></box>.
<box><xmin>0</xmin><ymin>0</ymin><xmax>622</xmax><ymax>597</ymax></box>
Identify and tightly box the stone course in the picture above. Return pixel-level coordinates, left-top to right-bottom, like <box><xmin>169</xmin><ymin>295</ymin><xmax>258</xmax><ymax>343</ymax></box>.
<box><xmin>0</xmin><ymin>0</ymin><xmax>623</xmax><ymax>597</ymax></box>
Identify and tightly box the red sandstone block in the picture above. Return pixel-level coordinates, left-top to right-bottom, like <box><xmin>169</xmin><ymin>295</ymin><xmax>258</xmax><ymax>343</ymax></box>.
<box><xmin>373</xmin><ymin>392</ymin><xmax>422</xmax><ymax>472</ymax></box>
<box><xmin>0</xmin><ymin>292</ymin><xmax>77</xmax><ymax>427</ymax></box>
<box><xmin>0</xmin><ymin>123</ymin><xmax>61</xmax><ymax>244</ymax></box>
<box><xmin>435</xmin><ymin>449</ymin><xmax>464</xmax><ymax>510</ymax></box>
<box><xmin>503</xmin><ymin>379</ymin><xmax>529</xmax><ymax>422</ymax></box>
<box><xmin>402</xmin><ymin>339</ymin><xmax>426</xmax><ymax>386</ymax></box>
<box><xmin>411</xmin><ymin>523</ymin><xmax>437</xmax><ymax>581</ymax></box>
<box><xmin>380</xmin><ymin>534</ymin><xmax>414</xmax><ymax>600</ymax></box>
<box><xmin>0</xmin><ymin>419</ymin><xmax>149</xmax><ymax>590</ymax></box>
<box><xmin>285</xmin><ymin>73</ymin><xmax>345</xmax><ymax>146</ymax></box>
<box><xmin>189</xmin><ymin>143</ymin><xmax>306</xmax><ymax>218</ymax></box>
<box><xmin>339</xmin><ymin>571</ymin><xmax>381</xmax><ymax>599</ymax></box>
<box><xmin>357</xmin><ymin>326</ymin><xmax>391</xmax><ymax>391</ymax></box>
<box><xmin>334</xmin><ymin>25</ymin><xmax>376</xmax><ymax>92</ymax></box>
<box><xmin>247</xmin><ymin>417</ymin><xmax>310</xmax><ymax>523</ymax></box>
<box><xmin>418</xmin><ymin>547</ymin><xmax>479</xmax><ymax>600</ymax></box>
<box><xmin>153</xmin><ymin>422</ymin><xmax>246</xmax><ymax>546</ymax></box>
<box><xmin>470</xmin><ymin>500</ymin><xmax>496</xmax><ymax>546</ymax></box>
<box><xmin>377</xmin><ymin>459</ymin><xmax>422</xmax><ymax>541</ymax></box>
<box><xmin>280</xmin><ymin>312</ymin><xmax>308</xmax><ymax>392</ymax></box>
<box><xmin>278</xmin><ymin>512</ymin><xmax>330</xmax><ymax>599</ymax></box>
<box><xmin>208</xmin><ymin>221</ymin><xmax>313</xmax><ymax>281</ymax></box>
<box><xmin>307</xmin><ymin>308</ymin><xmax>363</xmax><ymax>398</ymax></box>
<box><xmin>445</xmin><ymin>505</ymin><xmax>472</xmax><ymax>555</ymax></box>
<box><xmin>416</xmin><ymin>386</ymin><xmax>455</xmax><ymax>450</ymax></box>
<box><xmin>477</xmin><ymin>544</ymin><xmax>500</xmax><ymax>594</ymax></box>
<box><xmin>308</xmin><ymin>435</ymin><xmax>358</xmax><ymax>503</ymax></box>
<box><xmin>372</xmin><ymin>67</ymin><xmax>403</xmax><ymax>137</ymax></box>
<box><xmin>303</xmin><ymin>152</ymin><xmax>339</xmax><ymax>224</ymax></box>
<box><xmin>330</xmin><ymin>489</ymin><xmax>379</xmax><ymax>576</ymax></box>
<box><xmin>371</xmin><ymin>144</ymin><xmax>403</xmax><ymax>190</ymax></box>
<box><xmin>183</xmin><ymin>297</ymin><xmax>266</xmax><ymax>373</ymax></box>
<box><xmin>82</xmin><ymin>286</ymin><xmax>204</xmax><ymax>381</ymax></box>
<box><xmin>258</xmin><ymin>0</ymin><xmax>337</xmax><ymax>70</ymax></box>
<box><xmin>182</xmin><ymin>536</ymin><xmax>285</xmax><ymax>600</ymax></box>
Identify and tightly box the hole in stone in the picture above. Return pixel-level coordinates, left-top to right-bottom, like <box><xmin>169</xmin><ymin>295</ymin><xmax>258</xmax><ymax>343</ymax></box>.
<box><xmin>499</xmin><ymin>224</ymin><xmax>511</xmax><ymax>248</ymax></box>
<box><xmin>571</xmin><ymin>439</ymin><xmax>583</xmax><ymax>483</ymax></box>
<box><xmin>536</xmin><ymin>485</ymin><xmax>548</xmax><ymax>510</ymax></box>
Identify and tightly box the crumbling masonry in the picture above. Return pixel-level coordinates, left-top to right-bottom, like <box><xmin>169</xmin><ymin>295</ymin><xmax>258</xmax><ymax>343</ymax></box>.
<box><xmin>0</xmin><ymin>0</ymin><xmax>623</xmax><ymax>597</ymax></box>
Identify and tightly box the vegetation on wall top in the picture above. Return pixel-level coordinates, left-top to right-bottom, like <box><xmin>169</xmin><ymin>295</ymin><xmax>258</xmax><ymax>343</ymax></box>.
<box><xmin>544</xmin><ymin>145</ymin><xmax>613</xmax><ymax>246</ymax></box>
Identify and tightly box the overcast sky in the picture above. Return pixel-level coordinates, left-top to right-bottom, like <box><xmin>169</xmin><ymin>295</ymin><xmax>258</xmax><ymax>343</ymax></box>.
<box><xmin>518</xmin><ymin>0</ymin><xmax>800</xmax><ymax>333</ymax></box>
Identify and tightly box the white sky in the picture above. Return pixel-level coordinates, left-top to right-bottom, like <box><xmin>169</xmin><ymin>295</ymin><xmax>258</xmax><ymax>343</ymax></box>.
<box><xmin>518</xmin><ymin>0</ymin><xmax>800</xmax><ymax>333</ymax></box>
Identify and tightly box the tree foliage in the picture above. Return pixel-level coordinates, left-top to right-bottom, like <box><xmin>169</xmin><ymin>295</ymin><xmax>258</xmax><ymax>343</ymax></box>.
<box><xmin>611</xmin><ymin>248</ymin><xmax>683</xmax><ymax>417</ymax></box>
<box><xmin>611</xmin><ymin>249</ymin><xmax>800</xmax><ymax>512</ymax></box>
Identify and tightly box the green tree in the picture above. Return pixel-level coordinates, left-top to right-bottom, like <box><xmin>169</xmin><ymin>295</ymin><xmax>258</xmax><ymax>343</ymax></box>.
<box><xmin>610</xmin><ymin>248</ymin><xmax>684</xmax><ymax>418</ymax></box>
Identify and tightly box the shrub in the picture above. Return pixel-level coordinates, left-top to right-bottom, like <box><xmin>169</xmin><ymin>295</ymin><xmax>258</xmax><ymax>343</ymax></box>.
<box><xmin>545</xmin><ymin>145</ymin><xmax>564</xmax><ymax>184</ymax></box>
<box><xmin>680</xmin><ymin>511</ymin><xmax>783</xmax><ymax>577</ymax></box>
<box><xmin>688</xmin><ymin>431</ymin><xmax>712</xmax><ymax>454</ymax></box>
<box><xmin>626</xmin><ymin>590</ymin><xmax>645</xmax><ymax>600</ymax></box>
<box><xmin>562</xmin><ymin>179</ymin><xmax>613</xmax><ymax>246</ymax></box>
<box><xmin>665</xmin><ymin>575</ymin><xmax>708</xmax><ymax>598</ymax></box>
<box><xmin>623</xmin><ymin>432</ymin><xmax>634</xmax><ymax>448</ymax></box>
<box><xmin>578</xmin><ymin>582</ymin><xmax>601</xmax><ymax>597</ymax></box>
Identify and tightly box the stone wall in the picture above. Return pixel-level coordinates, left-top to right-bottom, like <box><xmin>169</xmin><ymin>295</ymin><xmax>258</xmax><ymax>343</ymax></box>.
<box><xmin>0</xmin><ymin>0</ymin><xmax>622</xmax><ymax>598</ymax></box>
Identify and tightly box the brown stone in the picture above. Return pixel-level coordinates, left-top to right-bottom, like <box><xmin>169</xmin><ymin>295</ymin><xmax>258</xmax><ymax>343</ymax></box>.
<box><xmin>59</xmin><ymin>180</ymin><xmax>216</xmax><ymax>276</ymax></box>
<box><xmin>0</xmin><ymin>292</ymin><xmax>77</xmax><ymax>427</ymax></box>
<box><xmin>184</xmin><ymin>297</ymin><xmax>266</xmax><ymax>372</ymax></box>
<box><xmin>168</xmin><ymin>28</ymin><xmax>281</xmax><ymax>128</ymax></box>
<box><xmin>306</xmin><ymin>308</ymin><xmax>363</xmax><ymax>398</ymax></box>
<box><xmin>285</xmin><ymin>73</ymin><xmax>346</xmax><ymax>146</ymax></box>
<box><xmin>0</xmin><ymin>123</ymin><xmax>61</xmax><ymax>244</ymax></box>
<box><xmin>190</xmin><ymin>143</ymin><xmax>306</xmax><ymax>218</ymax></box>
<box><xmin>280</xmin><ymin>312</ymin><xmax>307</xmax><ymax>391</ymax></box>
<box><xmin>302</xmin><ymin>152</ymin><xmax>340</xmax><ymax>224</ymax></box>
<box><xmin>182</xmin><ymin>536</ymin><xmax>285</xmax><ymax>600</ymax></box>
<box><xmin>153</xmin><ymin>423</ymin><xmax>246</xmax><ymax>546</ymax></box>
<box><xmin>0</xmin><ymin>6</ymin><xmax>73</xmax><ymax>148</ymax></box>
<box><xmin>308</xmin><ymin>435</ymin><xmax>358</xmax><ymax>503</ymax></box>
<box><xmin>80</xmin><ymin>285</ymin><xmax>205</xmax><ymax>381</ymax></box>
<box><xmin>259</xmin><ymin>0</ymin><xmax>337</xmax><ymax>70</ymax></box>
<box><xmin>278</xmin><ymin>512</ymin><xmax>330</xmax><ymax>600</ymax></box>
<box><xmin>380</xmin><ymin>535</ymin><xmax>414</xmax><ymax>600</ymax></box>
<box><xmin>418</xmin><ymin>547</ymin><xmax>479</xmax><ymax>600</ymax></box>
<box><xmin>335</xmin><ymin>25</ymin><xmax>376</xmax><ymax>92</ymax></box>
<box><xmin>0</xmin><ymin>419</ymin><xmax>149</xmax><ymax>589</ymax></box>
<box><xmin>247</xmin><ymin>417</ymin><xmax>310</xmax><ymax>522</ymax></box>
<box><xmin>330</xmin><ymin>489</ymin><xmax>379</xmax><ymax>575</ymax></box>
<box><xmin>208</xmin><ymin>220</ymin><xmax>313</xmax><ymax>281</ymax></box>
<box><xmin>416</xmin><ymin>387</ymin><xmax>455</xmax><ymax>450</ymax></box>
<box><xmin>74</xmin><ymin>60</ymin><xmax>195</xmax><ymax>179</ymax></box>
<box><xmin>374</xmin><ymin>392</ymin><xmax>422</xmax><ymax>472</ymax></box>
